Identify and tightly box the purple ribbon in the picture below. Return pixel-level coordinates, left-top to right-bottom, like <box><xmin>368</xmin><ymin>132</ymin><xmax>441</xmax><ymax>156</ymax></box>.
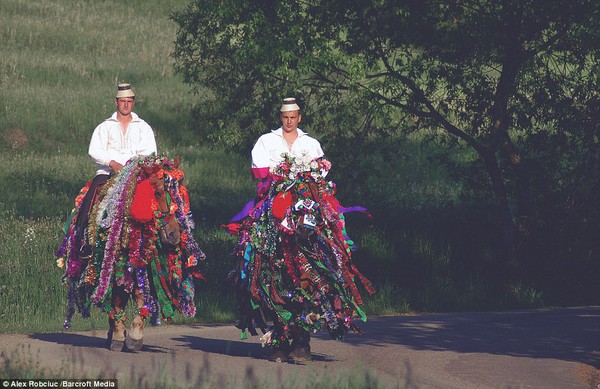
<box><xmin>338</xmin><ymin>205</ymin><xmax>369</xmax><ymax>214</ymax></box>
<box><xmin>230</xmin><ymin>199</ymin><xmax>257</xmax><ymax>222</ymax></box>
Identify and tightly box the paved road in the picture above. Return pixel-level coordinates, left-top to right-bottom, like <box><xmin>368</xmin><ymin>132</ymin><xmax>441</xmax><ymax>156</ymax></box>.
<box><xmin>1</xmin><ymin>307</ymin><xmax>599</xmax><ymax>388</ymax></box>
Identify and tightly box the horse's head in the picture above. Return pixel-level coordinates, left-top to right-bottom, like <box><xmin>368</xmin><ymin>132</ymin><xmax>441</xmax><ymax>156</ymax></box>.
<box><xmin>158</xmin><ymin>218</ymin><xmax>181</xmax><ymax>246</ymax></box>
<box><xmin>135</xmin><ymin>156</ymin><xmax>184</xmax><ymax>246</ymax></box>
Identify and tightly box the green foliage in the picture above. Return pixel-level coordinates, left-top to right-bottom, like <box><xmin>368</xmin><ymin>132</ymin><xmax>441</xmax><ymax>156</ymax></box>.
<box><xmin>172</xmin><ymin>0</ymin><xmax>600</xmax><ymax>269</ymax></box>
<box><xmin>171</xmin><ymin>0</ymin><xmax>598</xmax><ymax>148</ymax></box>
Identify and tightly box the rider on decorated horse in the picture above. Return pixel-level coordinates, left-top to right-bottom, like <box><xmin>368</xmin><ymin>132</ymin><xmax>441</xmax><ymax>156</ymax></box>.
<box><xmin>58</xmin><ymin>83</ymin><xmax>206</xmax><ymax>351</ymax></box>
<box><xmin>67</xmin><ymin>83</ymin><xmax>158</xmax><ymax>351</ymax></box>
<box><xmin>76</xmin><ymin>83</ymin><xmax>156</xmax><ymax>258</ymax></box>
<box><xmin>226</xmin><ymin>98</ymin><xmax>375</xmax><ymax>362</ymax></box>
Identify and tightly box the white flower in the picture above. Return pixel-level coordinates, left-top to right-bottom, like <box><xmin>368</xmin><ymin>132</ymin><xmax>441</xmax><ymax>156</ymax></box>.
<box><xmin>300</xmin><ymin>153</ymin><xmax>312</xmax><ymax>165</ymax></box>
<box><xmin>260</xmin><ymin>330</ymin><xmax>273</xmax><ymax>347</ymax></box>
<box><xmin>24</xmin><ymin>225</ymin><xmax>36</xmax><ymax>244</ymax></box>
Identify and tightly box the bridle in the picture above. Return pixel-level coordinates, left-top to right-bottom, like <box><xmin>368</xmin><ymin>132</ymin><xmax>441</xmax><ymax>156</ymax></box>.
<box><xmin>155</xmin><ymin>178</ymin><xmax>180</xmax><ymax>246</ymax></box>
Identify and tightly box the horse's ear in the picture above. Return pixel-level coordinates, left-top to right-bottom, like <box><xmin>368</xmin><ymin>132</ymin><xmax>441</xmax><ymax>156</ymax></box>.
<box><xmin>173</xmin><ymin>156</ymin><xmax>180</xmax><ymax>169</ymax></box>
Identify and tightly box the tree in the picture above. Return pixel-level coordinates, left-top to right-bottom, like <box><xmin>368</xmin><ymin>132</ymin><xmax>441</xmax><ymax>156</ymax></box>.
<box><xmin>171</xmin><ymin>0</ymin><xmax>599</xmax><ymax>265</ymax></box>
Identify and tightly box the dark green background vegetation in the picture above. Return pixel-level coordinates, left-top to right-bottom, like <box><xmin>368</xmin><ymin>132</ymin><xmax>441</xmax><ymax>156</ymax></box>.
<box><xmin>170</xmin><ymin>0</ymin><xmax>600</xmax><ymax>308</ymax></box>
<box><xmin>0</xmin><ymin>0</ymin><xmax>598</xmax><ymax>334</ymax></box>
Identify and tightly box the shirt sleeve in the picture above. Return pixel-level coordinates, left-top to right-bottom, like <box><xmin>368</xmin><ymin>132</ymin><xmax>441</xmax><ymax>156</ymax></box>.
<box><xmin>88</xmin><ymin>124</ymin><xmax>120</xmax><ymax>167</ymax></box>
<box><xmin>135</xmin><ymin>124</ymin><xmax>157</xmax><ymax>156</ymax></box>
<box><xmin>251</xmin><ymin>135</ymin><xmax>269</xmax><ymax>169</ymax></box>
<box><xmin>313</xmin><ymin>140</ymin><xmax>324</xmax><ymax>159</ymax></box>
<box><xmin>250</xmin><ymin>136</ymin><xmax>272</xmax><ymax>178</ymax></box>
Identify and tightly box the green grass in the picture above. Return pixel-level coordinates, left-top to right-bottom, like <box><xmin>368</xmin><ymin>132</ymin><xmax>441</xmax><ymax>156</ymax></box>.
<box><xmin>0</xmin><ymin>0</ymin><xmax>194</xmax><ymax>154</ymax></box>
<box><xmin>0</xmin><ymin>210</ymin><xmax>84</xmax><ymax>333</ymax></box>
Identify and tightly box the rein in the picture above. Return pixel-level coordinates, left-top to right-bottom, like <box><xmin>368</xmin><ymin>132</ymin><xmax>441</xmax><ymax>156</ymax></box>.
<box><xmin>155</xmin><ymin>178</ymin><xmax>176</xmax><ymax>227</ymax></box>
<box><xmin>156</xmin><ymin>210</ymin><xmax>175</xmax><ymax>226</ymax></box>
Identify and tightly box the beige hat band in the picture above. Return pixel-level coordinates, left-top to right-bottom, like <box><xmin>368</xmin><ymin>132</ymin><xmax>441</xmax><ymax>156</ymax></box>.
<box><xmin>116</xmin><ymin>83</ymin><xmax>135</xmax><ymax>98</ymax></box>
<box><xmin>280</xmin><ymin>97</ymin><xmax>300</xmax><ymax>112</ymax></box>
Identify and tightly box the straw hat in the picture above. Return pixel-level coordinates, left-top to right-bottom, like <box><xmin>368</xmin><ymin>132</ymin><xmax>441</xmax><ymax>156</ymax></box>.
<box><xmin>280</xmin><ymin>97</ymin><xmax>300</xmax><ymax>112</ymax></box>
<box><xmin>116</xmin><ymin>83</ymin><xmax>135</xmax><ymax>99</ymax></box>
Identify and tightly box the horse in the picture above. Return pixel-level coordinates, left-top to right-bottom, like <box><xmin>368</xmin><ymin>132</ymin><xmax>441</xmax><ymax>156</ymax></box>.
<box><xmin>225</xmin><ymin>154</ymin><xmax>375</xmax><ymax>360</ymax></box>
<box><xmin>56</xmin><ymin>155</ymin><xmax>205</xmax><ymax>351</ymax></box>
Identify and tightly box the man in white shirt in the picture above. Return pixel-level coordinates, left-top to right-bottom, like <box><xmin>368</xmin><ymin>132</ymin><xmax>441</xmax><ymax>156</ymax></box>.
<box><xmin>88</xmin><ymin>84</ymin><xmax>157</xmax><ymax>175</ymax></box>
<box><xmin>250</xmin><ymin>97</ymin><xmax>323</xmax><ymax>179</ymax></box>
<box><xmin>230</xmin><ymin>98</ymin><xmax>373</xmax><ymax>363</ymax></box>
<box><xmin>76</xmin><ymin>83</ymin><xmax>157</xmax><ymax>255</ymax></box>
<box><xmin>245</xmin><ymin>98</ymin><xmax>323</xmax><ymax>362</ymax></box>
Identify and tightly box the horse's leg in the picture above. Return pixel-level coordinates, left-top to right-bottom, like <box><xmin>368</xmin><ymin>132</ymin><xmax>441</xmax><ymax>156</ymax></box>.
<box><xmin>108</xmin><ymin>287</ymin><xmax>129</xmax><ymax>351</ymax></box>
<box><xmin>125</xmin><ymin>286</ymin><xmax>145</xmax><ymax>352</ymax></box>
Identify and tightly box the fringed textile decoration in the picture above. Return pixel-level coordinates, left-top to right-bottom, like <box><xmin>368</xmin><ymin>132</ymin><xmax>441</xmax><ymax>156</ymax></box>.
<box><xmin>225</xmin><ymin>154</ymin><xmax>375</xmax><ymax>344</ymax></box>
<box><xmin>56</xmin><ymin>155</ymin><xmax>206</xmax><ymax>329</ymax></box>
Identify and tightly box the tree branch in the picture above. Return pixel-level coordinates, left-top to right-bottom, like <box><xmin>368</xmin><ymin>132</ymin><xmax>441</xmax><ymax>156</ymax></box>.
<box><xmin>375</xmin><ymin>42</ymin><xmax>485</xmax><ymax>154</ymax></box>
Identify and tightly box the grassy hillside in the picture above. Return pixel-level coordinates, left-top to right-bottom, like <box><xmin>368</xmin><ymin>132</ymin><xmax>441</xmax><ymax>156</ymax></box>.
<box><xmin>0</xmin><ymin>0</ymin><xmax>235</xmax><ymax>332</ymax></box>
<box><xmin>0</xmin><ymin>0</ymin><xmax>194</xmax><ymax>154</ymax></box>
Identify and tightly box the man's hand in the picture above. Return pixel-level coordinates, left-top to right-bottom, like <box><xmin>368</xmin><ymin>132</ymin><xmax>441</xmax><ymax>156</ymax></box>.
<box><xmin>109</xmin><ymin>160</ymin><xmax>124</xmax><ymax>173</ymax></box>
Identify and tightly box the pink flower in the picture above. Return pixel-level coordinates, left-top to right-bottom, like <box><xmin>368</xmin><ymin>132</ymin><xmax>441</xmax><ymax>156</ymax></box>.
<box><xmin>319</xmin><ymin>159</ymin><xmax>332</xmax><ymax>171</ymax></box>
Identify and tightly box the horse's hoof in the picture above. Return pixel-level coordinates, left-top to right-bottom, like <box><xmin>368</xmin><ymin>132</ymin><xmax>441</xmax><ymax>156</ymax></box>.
<box><xmin>125</xmin><ymin>335</ymin><xmax>143</xmax><ymax>352</ymax></box>
<box><xmin>126</xmin><ymin>315</ymin><xmax>144</xmax><ymax>352</ymax></box>
<box><xmin>109</xmin><ymin>339</ymin><xmax>125</xmax><ymax>352</ymax></box>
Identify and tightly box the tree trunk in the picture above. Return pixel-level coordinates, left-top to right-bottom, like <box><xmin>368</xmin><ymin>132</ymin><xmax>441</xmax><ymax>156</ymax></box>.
<box><xmin>480</xmin><ymin>144</ymin><xmax>517</xmax><ymax>266</ymax></box>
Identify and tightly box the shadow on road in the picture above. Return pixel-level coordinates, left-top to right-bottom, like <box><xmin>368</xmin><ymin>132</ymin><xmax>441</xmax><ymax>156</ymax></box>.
<box><xmin>30</xmin><ymin>333</ymin><xmax>106</xmax><ymax>349</ymax></box>
<box><xmin>26</xmin><ymin>307</ymin><xmax>600</xmax><ymax>371</ymax></box>
<box><xmin>29</xmin><ymin>332</ymin><xmax>171</xmax><ymax>354</ymax></box>
<box><xmin>173</xmin><ymin>335</ymin><xmax>264</xmax><ymax>358</ymax></box>
<box><xmin>338</xmin><ymin>307</ymin><xmax>600</xmax><ymax>367</ymax></box>
<box><xmin>172</xmin><ymin>335</ymin><xmax>335</xmax><ymax>363</ymax></box>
